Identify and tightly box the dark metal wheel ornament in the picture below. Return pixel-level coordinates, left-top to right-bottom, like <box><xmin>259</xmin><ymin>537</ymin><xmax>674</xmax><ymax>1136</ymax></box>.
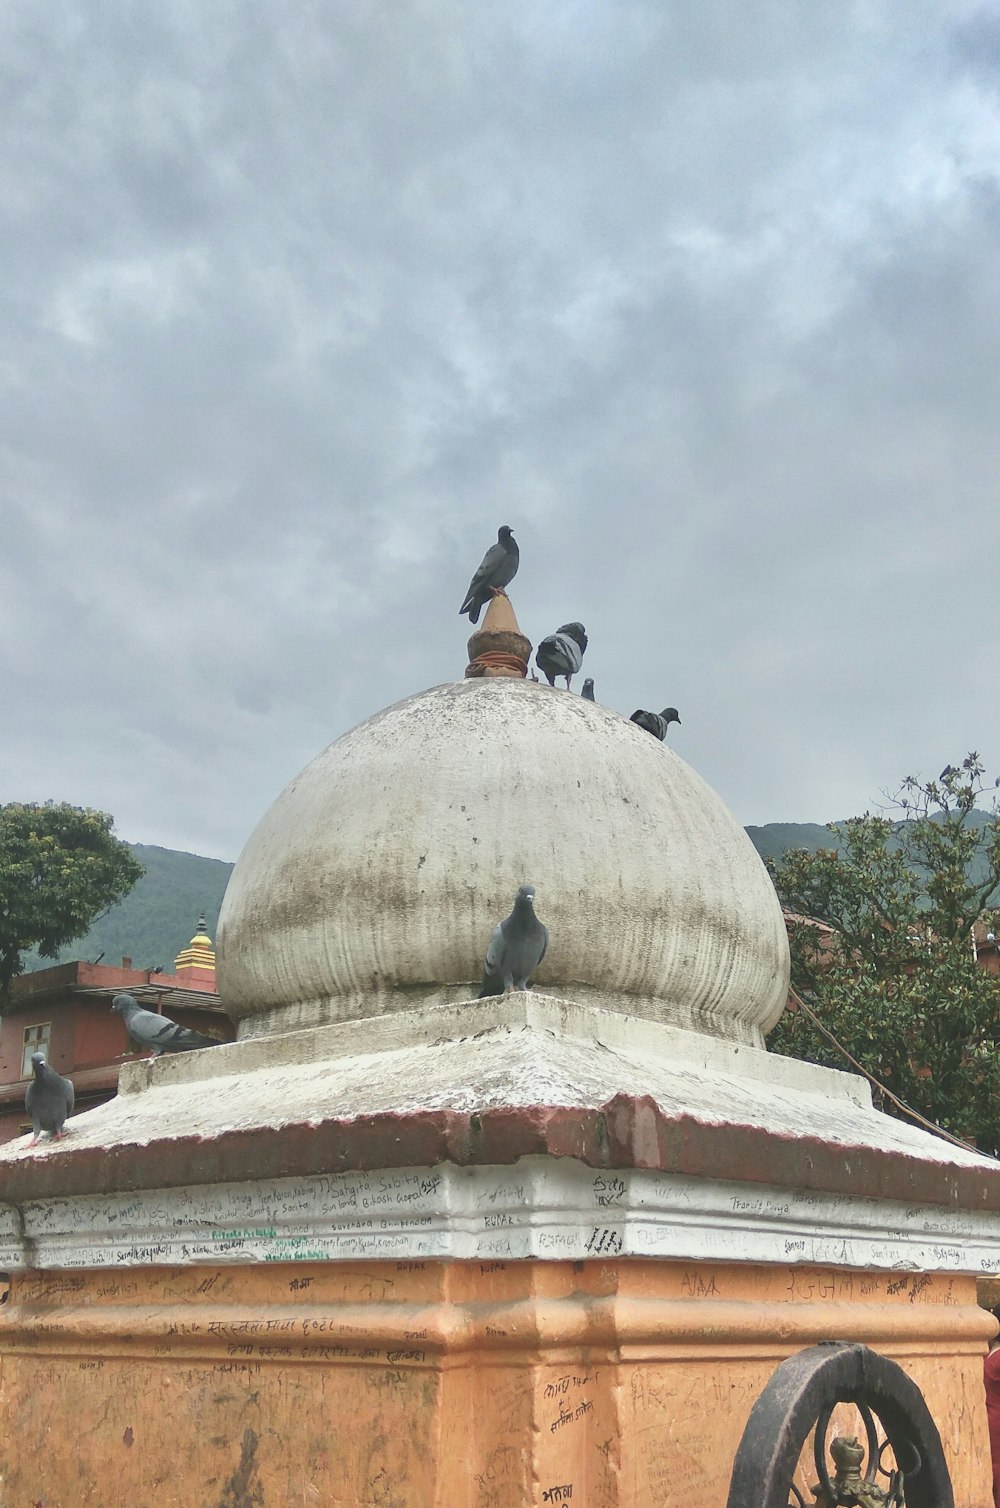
<box><xmin>726</xmin><ymin>1342</ymin><xmax>954</xmax><ymax>1508</ymax></box>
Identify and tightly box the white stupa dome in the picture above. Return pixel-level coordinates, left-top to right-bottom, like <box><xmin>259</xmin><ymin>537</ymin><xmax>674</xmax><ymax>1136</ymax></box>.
<box><xmin>217</xmin><ymin>678</ymin><xmax>788</xmax><ymax>1043</ymax></box>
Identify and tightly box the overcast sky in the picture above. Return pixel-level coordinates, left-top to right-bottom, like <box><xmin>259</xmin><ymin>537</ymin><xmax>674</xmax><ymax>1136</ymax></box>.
<box><xmin>3</xmin><ymin>2</ymin><xmax>1000</xmax><ymax>861</ymax></box>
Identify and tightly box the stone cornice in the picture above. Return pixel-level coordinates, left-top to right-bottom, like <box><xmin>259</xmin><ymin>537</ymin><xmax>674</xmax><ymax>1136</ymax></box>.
<box><xmin>3</xmin><ymin>1093</ymin><xmax>1000</xmax><ymax>1215</ymax></box>
<box><xmin>3</xmin><ymin>1155</ymin><xmax>1000</xmax><ymax>1274</ymax></box>
<box><xmin>2</xmin><ymin>997</ymin><xmax>997</xmax><ymax>1215</ymax></box>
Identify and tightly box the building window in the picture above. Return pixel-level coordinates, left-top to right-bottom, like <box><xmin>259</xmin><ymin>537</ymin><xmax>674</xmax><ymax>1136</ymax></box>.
<box><xmin>21</xmin><ymin>1022</ymin><xmax>51</xmax><ymax>1078</ymax></box>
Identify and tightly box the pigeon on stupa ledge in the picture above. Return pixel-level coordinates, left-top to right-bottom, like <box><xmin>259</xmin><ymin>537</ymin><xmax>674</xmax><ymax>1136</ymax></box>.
<box><xmin>581</xmin><ymin>678</ymin><xmax>596</xmax><ymax>701</ymax></box>
<box><xmin>25</xmin><ymin>1053</ymin><xmax>75</xmax><ymax>1146</ymax></box>
<box><xmin>459</xmin><ymin>525</ymin><xmax>519</xmax><ymax>624</ymax></box>
<box><xmin>535</xmin><ymin>622</ymin><xmax>588</xmax><ymax>689</ymax></box>
<box><xmin>631</xmin><ymin>707</ymin><xmax>681</xmax><ymax>741</ymax></box>
<box><xmin>112</xmin><ymin>993</ymin><xmax>219</xmax><ymax>1055</ymax></box>
<box><xmin>478</xmin><ymin>883</ymin><xmax>549</xmax><ymax>996</ymax></box>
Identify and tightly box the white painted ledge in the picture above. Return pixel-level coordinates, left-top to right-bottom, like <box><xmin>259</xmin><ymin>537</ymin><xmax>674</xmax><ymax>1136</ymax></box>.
<box><xmin>116</xmin><ymin>993</ymin><xmax>865</xmax><ymax>1102</ymax></box>
<box><xmin>3</xmin><ymin>1155</ymin><xmax>1000</xmax><ymax>1274</ymax></box>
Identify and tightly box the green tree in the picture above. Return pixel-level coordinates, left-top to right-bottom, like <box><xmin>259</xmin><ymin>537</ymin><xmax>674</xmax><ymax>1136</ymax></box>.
<box><xmin>0</xmin><ymin>802</ymin><xmax>144</xmax><ymax>1000</ymax></box>
<box><xmin>767</xmin><ymin>755</ymin><xmax>1000</xmax><ymax>1152</ymax></box>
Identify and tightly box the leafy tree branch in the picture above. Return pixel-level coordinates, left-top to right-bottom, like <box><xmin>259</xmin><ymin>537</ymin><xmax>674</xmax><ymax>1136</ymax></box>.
<box><xmin>0</xmin><ymin>802</ymin><xmax>144</xmax><ymax>1001</ymax></box>
<box><xmin>768</xmin><ymin>755</ymin><xmax>1000</xmax><ymax>1151</ymax></box>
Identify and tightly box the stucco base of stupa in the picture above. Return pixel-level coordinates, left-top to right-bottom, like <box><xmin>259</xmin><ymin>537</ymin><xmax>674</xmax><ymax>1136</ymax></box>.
<box><xmin>2</xmin><ymin>995</ymin><xmax>999</xmax><ymax>1503</ymax></box>
<box><xmin>0</xmin><ymin>1259</ymin><xmax>993</xmax><ymax>1506</ymax></box>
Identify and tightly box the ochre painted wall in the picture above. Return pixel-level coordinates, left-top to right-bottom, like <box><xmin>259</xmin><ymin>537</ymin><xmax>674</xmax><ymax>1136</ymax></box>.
<box><xmin>0</xmin><ymin>1002</ymin><xmax>76</xmax><ymax>1083</ymax></box>
<box><xmin>69</xmin><ymin>999</ymin><xmax>132</xmax><ymax>1070</ymax></box>
<box><xmin>0</xmin><ymin>1259</ymin><xmax>992</xmax><ymax>1506</ymax></box>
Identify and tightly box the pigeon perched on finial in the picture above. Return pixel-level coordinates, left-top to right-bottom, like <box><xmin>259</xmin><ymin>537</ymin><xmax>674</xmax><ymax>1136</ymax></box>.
<box><xmin>459</xmin><ymin>526</ymin><xmax>519</xmax><ymax>623</ymax></box>
<box><xmin>25</xmin><ymin>1053</ymin><xmax>75</xmax><ymax>1146</ymax></box>
<box><xmin>630</xmin><ymin>707</ymin><xmax>681</xmax><ymax>741</ymax></box>
<box><xmin>535</xmin><ymin>622</ymin><xmax>588</xmax><ymax>689</ymax></box>
<box><xmin>112</xmin><ymin>993</ymin><xmax>218</xmax><ymax>1055</ymax></box>
<box><xmin>581</xmin><ymin>678</ymin><xmax>595</xmax><ymax>702</ymax></box>
<box><xmin>478</xmin><ymin>884</ymin><xmax>549</xmax><ymax>996</ymax></box>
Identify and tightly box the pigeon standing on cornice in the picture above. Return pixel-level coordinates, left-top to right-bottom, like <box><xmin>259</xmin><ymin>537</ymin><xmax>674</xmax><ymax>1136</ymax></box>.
<box><xmin>478</xmin><ymin>884</ymin><xmax>549</xmax><ymax>996</ymax></box>
<box><xmin>25</xmin><ymin>1054</ymin><xmax>75</xmax><ymax>1145</ymax></box>
<box><xmin>112</xmin><ymin>993</ymin><xmax>218</xmax><ymax>1055</ymax></box>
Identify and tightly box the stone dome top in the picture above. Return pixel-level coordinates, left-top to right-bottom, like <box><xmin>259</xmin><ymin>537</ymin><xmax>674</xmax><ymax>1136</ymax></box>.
<box><xmin>216</xmin><ymin>678</ymin><xmax>789</xmax><ymax>1044</ymax></box>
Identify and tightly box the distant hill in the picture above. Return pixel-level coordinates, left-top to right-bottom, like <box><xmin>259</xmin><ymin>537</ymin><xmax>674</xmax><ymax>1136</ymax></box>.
<box><xmin>744</xmin><ymin>822</ymin><xmax>835</xmax><ymax>866</ymax></box>
<box><xmin>747</xmin><ymin>809</ymin><xmax>1000</xmax><ymax>894</ymax></box>
<box><xmin>23</xmin><ymin>815</ymin><xmax>996</xmax><ymax>973</ymax></box>
<box><xmin>26</xmin><ymin>844</ymin><xmax>234</xmax><ymax>973</ymax></box>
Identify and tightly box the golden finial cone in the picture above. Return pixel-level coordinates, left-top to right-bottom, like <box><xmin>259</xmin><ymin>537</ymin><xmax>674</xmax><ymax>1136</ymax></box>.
<box><xmin>465</xmin><ymin>592</ymin><xmax>532</xmax><ymax>678</ymax></box>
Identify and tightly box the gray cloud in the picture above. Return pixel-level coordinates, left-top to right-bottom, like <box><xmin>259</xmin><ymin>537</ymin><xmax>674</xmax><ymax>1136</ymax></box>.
<box><xmin>3</xmin><ymin>1</ymin><xmax>1000</xmax><ymax>858</ymax></box>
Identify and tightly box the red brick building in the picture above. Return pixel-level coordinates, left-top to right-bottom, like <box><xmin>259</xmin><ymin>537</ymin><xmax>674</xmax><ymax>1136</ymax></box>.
<box><xmin>973</xmin><ymin>920</ymin><xmax>1000</xmax><ymax>975</ymax></box>
<box><xmin>0</xmin><ymin>919</ymin><xmax>233</xmax><ymax>1143</ymax></box>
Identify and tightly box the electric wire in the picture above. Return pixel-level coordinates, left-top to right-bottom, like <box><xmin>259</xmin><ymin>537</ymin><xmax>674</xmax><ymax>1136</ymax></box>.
<box><xmin>786</xmin><ymin>985</ymin><xmax>1000</xmax><ymax>1163</ymax></box>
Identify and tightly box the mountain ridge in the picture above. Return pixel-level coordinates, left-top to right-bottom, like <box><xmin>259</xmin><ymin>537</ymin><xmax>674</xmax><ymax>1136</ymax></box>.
<box><xmin>25</xmin><ymin>843</ymin><xmax>234</xmax><ymax>974</ymax></box>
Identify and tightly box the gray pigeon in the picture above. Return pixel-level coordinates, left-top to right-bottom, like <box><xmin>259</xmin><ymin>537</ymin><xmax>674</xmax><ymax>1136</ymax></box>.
<box><xmin>581</xmin><ymin>678</ymin><xmax>595</xmax><ymax>701</ymax></box>
<box><xmin>478</xmin><ymin>884</ymin><xmax>549</xmax><ymax>996</ymax></box>
<box><xmin>25</xmin><ymin>1053</ymin><xmax>75</xmax><ymax>1145</ymax></box>
<box><xmin>112</xmin><ymin>993</ymin><xmax>218</xmax><ymax>1055</ymax></box>
<box><xmin>459</xmin><ymin>526</ymin><xmax>519</xmax><ymax>624</ymax></box>
<box><xmin>535</xmin><ymin>622</ymin><xmax>588</xmax><ymax>689</ymax></box>
<box><xmin>631</xmin><ymin>707</ymin><xmax>681</xmax><ymax>741</ymax></box>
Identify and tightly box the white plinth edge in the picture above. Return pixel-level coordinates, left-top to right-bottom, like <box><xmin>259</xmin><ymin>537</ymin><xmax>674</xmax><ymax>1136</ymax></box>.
<box><xmin>3</xmin><ymin>1156</ymin><xmax>1000</xmax><ymax>1274</ymax></box>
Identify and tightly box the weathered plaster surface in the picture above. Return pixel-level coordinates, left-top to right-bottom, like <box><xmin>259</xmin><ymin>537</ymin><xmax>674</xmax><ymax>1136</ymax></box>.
<box><xmin>116</xmin><ymin>993</ymin><xmax>864</xmax><ymax>1102</ymax></box>
<box><xmin>2</xmin><ymin>998</ymin><xmax>999</xmax><ymax>1262</ymax></box>
<box><xmin>216</xmin><ymin>679</ymin><xmax>789</xmax><ymax>1040</ymax></box>
<box><xmin>0</xmin><ymin>1261</ymin><xmax>992</xmax><ymax>1506</ymax></box>
<box><xmin>4</xmin><ymin>1154</ymin><xmax>1000</xmax><ymax>1273</ymax></box>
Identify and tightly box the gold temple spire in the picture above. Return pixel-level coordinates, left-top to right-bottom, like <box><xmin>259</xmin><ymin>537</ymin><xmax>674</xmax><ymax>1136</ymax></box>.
<box><xmin>174</xmin><ymin>915</ymin><xmax>217</xmax><ymax>980</ymax></box>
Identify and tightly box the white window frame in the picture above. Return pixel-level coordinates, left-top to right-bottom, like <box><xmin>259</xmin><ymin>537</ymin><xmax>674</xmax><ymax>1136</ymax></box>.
<box><xmin>21</xmin><ymin>1022</ymin><xmax>51</xmax><ymax>1078</ymax></box>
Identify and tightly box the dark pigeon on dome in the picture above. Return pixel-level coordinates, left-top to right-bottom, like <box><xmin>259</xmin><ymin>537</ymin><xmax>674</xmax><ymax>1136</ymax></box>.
<box><xmin>25</xmin><ymin>1054</ymin><xmax>75</xmax><ymax>1146</ymax></box>
<box><xmin>630</xmin><ymin>707</ymin><xmax>681</xmax><ymax>742</ymax></box>
<box><xmin>581</xmin><ymin>678</ymin><xmax>595</xmax><ymax>702</ymax></box>
<box><xmin>112</xmin><ymin>993</ymin><xmax>218</xmax><ymax>1055</ymax></box>
<box><xmin>459</xmin><ymin>526</ymin><xmax>519</xmax><ymax>624</ymax></box>
<box><xmin>478</xmin><ymin>884</ymin><xmax>549</xmax><ymax>997</ymax></box>
<box><xmin>535</xmin><ymin>622</ymin><xmax>588</xmax><ymax>689</ymax></box>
